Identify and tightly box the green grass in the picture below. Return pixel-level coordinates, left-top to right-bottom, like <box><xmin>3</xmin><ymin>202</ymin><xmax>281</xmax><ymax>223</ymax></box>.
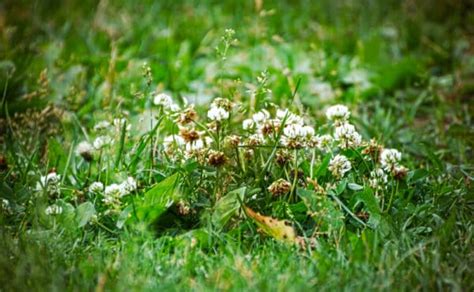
<box><xmin>1</xmin><ymin>0</ymin><xmax>473</xmax><ymax>291</ymax></box>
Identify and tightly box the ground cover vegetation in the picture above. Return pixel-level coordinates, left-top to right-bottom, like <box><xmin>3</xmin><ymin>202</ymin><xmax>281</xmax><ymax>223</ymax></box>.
<box><xmin>0</xmin><ymin>0</ymin><xmax>473</xmax><ymax>290</ymax></box>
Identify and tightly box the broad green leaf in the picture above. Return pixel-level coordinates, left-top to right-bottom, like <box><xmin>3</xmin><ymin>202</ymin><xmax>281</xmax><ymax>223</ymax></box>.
<box><xmin>351</xmin><ymin>188</ymin><xmax>385</xmax><ymax>229</ymax></box>
<box><xmin>212</xmin><ymin>187</ymin><xmax>246</xmax><ymax>229</ymax></box>
<box><xmin>75</xmin><ymin>201</ymin><xmax>95</xmax><ymax>227</ymax></box>
<box><xmin>136</xmin><ymin>173</ymin><xmax>181</xmax><ymax>224</ymax></box>
<box><xmin>335</xmin><ymin>179</ymin><xmax>348</xmax><ymax>195</ymax></box>
<box><xmin>54</xmin><ymin>199</ymin><xmax>76</xmax><ymax>228</ymax></box>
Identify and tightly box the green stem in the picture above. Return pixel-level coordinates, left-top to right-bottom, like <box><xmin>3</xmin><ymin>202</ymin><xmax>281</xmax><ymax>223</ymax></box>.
<box><xmin>384</xmin><ymin>180</ymin><xmax>399</xmax><ymax>213</ymax></box>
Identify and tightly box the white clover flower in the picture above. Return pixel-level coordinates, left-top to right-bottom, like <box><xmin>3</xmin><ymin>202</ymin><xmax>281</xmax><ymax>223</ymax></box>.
<box><xmin>247</xmin><ymin>133</ymin><xmax>265</xmax><ymax>146</ymax></box>
<box><xmin>103</xmin><ymin>183</ymin><xmax>125</xmax><ymax>206</ymax></box>
<box><xmin>276</xmin><ymin>109</ymin><xmax>289</xmax><ymax>120</ymax></box>
<box><xmin>76</xmin><ymin>141</ymin><xmax>94</xmax><ymax>161</ymax></box>
<box><xmin>380</xmin><ymin>149</ymin><xmax>402</xmax><ymax>172</ymax></box>
<box><xmin>369</xmin><ymin>168</ymin><xmax>388</xmax><ymax>190</ymax></box>
<box><xmin>89</xmin><ymin>182</ymin><xmax>104</xmax><ymax>193</ymax></box>
<box><xmin>276</xmin><ymin>109</ymin><xmax>304</xmax><ymax>125</ymax></box>
<box><xmin>93</xmin><ymin>135</ymin><xmax>112</xmax><ymax>150</ymax></box>
<box><xmin>252</xmin><ymin>110</ymin><xmax>270</xmax><ymax>124</ymax></box>
<box><xmin>312</xmin><ymin>81</ymin><xmax>335</xmax><ymax>101</ymax></box>
<box><xmin>1</xmin><ymin>199</ymin><xmax>9</xmax><ymax>208</ymax></box>
<box><xmin>1</xmin><ymin>199</ymin><xmax>11</xmax><ymax>213</ymax></box>
<box><xmin>153</xmin><ymin>93</ymin><xmax>173</xmax><ymax>107</ymax></box>
<box><xmin>36</xmin><ymin>172</ymin><xmax>61</xmax><ymax>195</ymax></box>
<box><xmin>94</xmin><ymin>121</ymin><xmax>111</xmax><ymax>132</ymax></box>
<box><xmin>301</xmin><ymin>125</ymin><xmax>315</xmax><ymax>137</ymax></box>
<box><xmin>329</xmin><ymin>154</ymin><xmax>352</xmax><ymax>179</ymax></box>
<box><xmin>314</xmin><ymin>134</ymin><xmax>334</xmax><ymax>151</ymax></box>
<box><xmin>164</xmin><ymin>135</ymin><xmax>185</xmax><ymax>148</ymax></box>
<box><xmin>169</xmin><ymin>103</ymin><xmax>181</xmax><ymax>112</ymax></box>
<box><xmin>334</xmin><ymin>123</ymin><xmax>362</xmax><ymax>149</ymax></box>
<box><xmin>185</xmin><ymin>139</ymin><xmax>205</xmax><ymax>152</ymax></box>
<box><xmin>45</xmin><ymin>204</ymin><xmax>63</xmax><ymax>216</ymax></box>
<box><xmin>283</xmin><ymin>124</ymin><xmax>313</xmax><ymax>139</ymax></box>
<box><xmin>207</xmin><ymin>106</ymin><xmax>229</xmax><ymax>121</ymax></box>
<box><xmin>242</xmin><ymin>119</ymin><xmax>255</xmax><ymax>130</ymax></box>
<box><xmin>121</xmin><ymin>177</ymin><xmax>137</xmax><ymax>194</ymax></box>
<box><xmin>343</xmin><ymin>69</ymin><xmax>371</xmax><ymax>89</ymax></box>
<box><xmin>283</xmin><ymin>123</ymin><xmax>302</xmax><ymax>139</ymax></box>
<box><xmin>326</xmin><ymin>105</ymin><xmax>350</xmax><ymax>123</ymax></box>
<box><xmin>104</xmin><ymin>183</ymin><xmax>124</xmax><ymax>197</ymax></box>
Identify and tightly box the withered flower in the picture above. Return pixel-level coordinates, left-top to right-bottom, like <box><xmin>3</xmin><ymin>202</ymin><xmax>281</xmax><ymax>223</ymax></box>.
<box><xmin>275</xmin><ymin>150</ymin><xmax>292</xmax><ymax>166</ymax></box>
<box><xmin>268</xmin><ymin>178</ymin><xmax>291</xmax><ymax>196</ymax></box>
<box><xmin>179</xmin><ymin>127</ymin><xmax>201</xmax><ymax>143</ymax></box>
<box><xmin>207</xmin><ymin>150</ymin><xmax>227</xmax><ymax>167</ymax></box>
<box><xmin>177</xmin><ymin>106</ymin><xmax>198</xmax><ymax>125</ymax></box>
<box><xmin>393</xmin><ymin>165</ymin><xmax>408</xmax><ymax>180</ymax></box>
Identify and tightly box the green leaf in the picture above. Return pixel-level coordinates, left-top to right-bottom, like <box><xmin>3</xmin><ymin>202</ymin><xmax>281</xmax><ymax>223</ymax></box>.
<box><xmin>348</xmin><ymin>183</ymin><xmax>364</xmax><ymax>191</ymax></box>
<box><xmin>75</xmin><ymin>201</ymin><xmax>96</xmax><ymax>227</ymax></box>
<box><xmin>117</xmin><ymin>204</ymin><xmax>133</xmax><ymax>229</ymax></box>
<box><xmin>408</xmin><ymin>169</ymin><xmax>429</xmax><ymax>183</ymax></box>
<box><xmin>335</xmin><ymin>179</ymin><xmax>348</xmax><ymax>195</ymax></box>
<box><xmin>47</xmin><ymin>138</ymin><xmax>67</xmax><ymax>173</ymax></box>
<box><xmin>351</xmin><ymin>188</ymin><xmax>385</xmax><ymax>229</ymax></box>
<box><xmin>212</xmin><ymin>187</ymin><xmax>246</xmax><ymax>229</ymax></box>
<box><xmin>297</xmin><ymin>189</ymin><xmax>344</xmax><ymax>233</ymax></box>
<box><xmin>136</xmin><ymin>173</ymin><xmax>181</xmax><ymax>224</ymax></box>
<box><xmin>315</xmin><ymin>154</ymin><xmax>331</xmax><ymax>178</ymax></box>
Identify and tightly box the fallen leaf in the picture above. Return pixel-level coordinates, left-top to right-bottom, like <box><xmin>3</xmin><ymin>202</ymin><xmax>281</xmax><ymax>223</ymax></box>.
<box><xmin>243</xmin><ymin>206</ymin><xmax>296</xmax><ymax>244</ymax></box>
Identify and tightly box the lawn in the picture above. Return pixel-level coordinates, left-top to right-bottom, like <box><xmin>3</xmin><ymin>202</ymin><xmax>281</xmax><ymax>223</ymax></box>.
<box><xmin>1</xmin><ymin>0</ymin><xmax>473</xmax><ymax>291</ymax></box>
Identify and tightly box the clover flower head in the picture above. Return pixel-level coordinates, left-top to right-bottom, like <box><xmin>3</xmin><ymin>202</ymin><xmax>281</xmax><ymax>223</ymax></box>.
<box><xmin>186</xmin><ymin>139</ymin><xmax>204</xmax><ymax>152</ymax></box>
<box><xmin>93</xmin><ymin>135</ymin><xmax>112</xmax><ymax>150</ymax></box>
<box><xmin>245</xmin><ymin>133</ymin><xmax>264</xmax><ymax>146</ymax></box>
<box><xmin>153</xmin><ymin>93</ymin><xmax>172</xmax><ymax>107</ymax></box>
<box><xmin>277</xmin><ymin>109</ymin><xmax>304</xmax><ymax>125</ymax></box>
<box><xmin>252</xmin><ymin>110</ymin><xmax>270</xmax><ymax>124</ymax></box>
<box><xmin>76</xmin><ymin>141</ymin><xmax>94</xmax><ymax>161</ymax></box>
<box><xmin>103</xmin><ymin>184</ymin><xmax>125</xmax><ymax>206</ymax></box>
<box><xmin>176</xmin><ymin>106</ymin><xmax>198</xmax><ymax>125</ymax></box>
<box><xmin>207</xmin><ymin>150</ymin><xmax>227</xmax><ymax>167</ymax></box>
<box><xmin>329</xmin><ymin>154</ymin><xmax>351</xmax><ymax>179</ymax></box>
<box><xmin>301</xmin><ymin>125</ymin><xmax>315</xmax><ymax>137</ymax></box>
<box><xmin>121</xmin><ymin>177</ymin><xmax>137</xmax><ymax>194</ymax></box>
<box><xmin>326</xmin><ymin>105</ymin><xmax>350</xmax><ymax>123</ymax></box>
<box><xmin>36</xmin><ymin>172</ymin><xmax>61</xmax><ymax>195</ymax></box>
<box><xmin>104</xmin><ymin>183</ymin><xmax>124</xmax><ymax>197</ymax></box>
<box><xmin>89</xmin><ymin>182</ymin><xmax>104</xmax><ymax>193</ymax></box>
<box><xmin>207</xmin><ymin>106</ymin><xmax>229</xmax><ymax>121</ymax></box>
<box><xmin>94</xmin><ymin>121</ymin><xmax>111</xmax><ymax>132</ymax></box>
<box><xmin>268</xmin><ymin>178</ymin><xmax>292</xmax><ymax>196</ymax></box>
<box><xmin>163</xmin><ymin>135</ymin><xmax>185</xmax><ymax>157</ymax></box>
<box><xmin>210</xmin><ymin>98</ymin><xmax>234</xmax><ymax>111</ymax></box>
<box><xmin>242</xmin><ymin>119</ymin><xmax>255</xmax><ymax>130</ymax></box>
<box><xmin>380</xmin><ymin>148</ymin><xmax>402</xmax><ymax>172</ymax></box>
<box><xmin>369</xmin><ymin>168</ymin><xmax>388</xmax><ymax>190</ymax></box>
<box><xmin>314</xmin><ymin>134</ymin><xmax>334</xmax><ymax>151</ymax></box>
<box><xmin>312</xmin><ymin>81</ymin><xmax>335</xmax><ymax>101</ymax></box>
<box><xmin>1</xmin><ymin>199</ymin><xmax>11</xmax><ymax>213</ymax></box>
<box><xmin>334</xmin><ymin>123</ymin><xmax>362</xmax><ymax>149</ymax></box>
